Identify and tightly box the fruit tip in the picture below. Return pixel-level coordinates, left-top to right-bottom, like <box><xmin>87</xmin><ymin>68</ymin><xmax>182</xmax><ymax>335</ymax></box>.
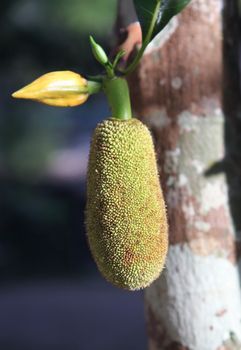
<box><xmin>11</xmin><ymin>90</ymin><xmax>20</xmax><ymax>98</ymax></box>
<box><xmin>11</xmin><ymin>87</ymin><xmax>32</xmax><ymax>99</ymax></box>
<box><xmin>12</xmin><ymin>88</ymin><xmax>25</xmax><ymax>99</ymax></box>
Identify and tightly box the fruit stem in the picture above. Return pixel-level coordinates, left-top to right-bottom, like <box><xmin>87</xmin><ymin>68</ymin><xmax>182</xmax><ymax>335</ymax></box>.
<box><xmin>87</xmin><ymin>81</ymin><xmax>102</xmax><ymax>95</ymax></box>
<box><xmin>103</xmin><ymin>77</ymin><xmax>132</xmax><ymax>120</ymax></box>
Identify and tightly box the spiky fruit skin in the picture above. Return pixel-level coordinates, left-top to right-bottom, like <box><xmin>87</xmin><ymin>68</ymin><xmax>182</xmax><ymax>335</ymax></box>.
<box><xmin>86</xmin><ymin>118</ymin><xmax>168</xmax><ymax>291</ymax></box>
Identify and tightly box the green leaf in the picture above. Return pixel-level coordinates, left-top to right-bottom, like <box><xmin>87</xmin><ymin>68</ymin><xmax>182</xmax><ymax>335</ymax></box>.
<box><xmin>133</xmin><ymin>0</ymin><xmax>191</xmax><ymax>41</ymax></box>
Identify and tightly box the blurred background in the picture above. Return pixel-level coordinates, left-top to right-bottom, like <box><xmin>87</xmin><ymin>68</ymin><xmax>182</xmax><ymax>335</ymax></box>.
<box><xmin>0</xmin><ymin>1</ymin><xmax>147</xmax><ymax>349</ymax></box>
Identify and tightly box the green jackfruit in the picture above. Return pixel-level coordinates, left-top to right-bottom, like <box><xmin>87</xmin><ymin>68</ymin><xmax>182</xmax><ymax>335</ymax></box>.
<box><xmin>86</xmin><ymin>118</ymin><xmax>168</xmax><ymax>291</ymax></box>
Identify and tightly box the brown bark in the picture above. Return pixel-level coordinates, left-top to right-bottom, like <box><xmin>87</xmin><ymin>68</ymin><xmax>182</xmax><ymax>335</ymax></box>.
<box><xmin>129</xmin><ymin>0</ymin><xmax>236</xmax><ymax>260</ymax></box>
<box><xmin>129</xmin><ymin>2</ymin><xmax>222</xmax><ymax>119</ymax></box>
<box><xmin>127</xmin><ymin>0</ymin><xmax>241</xmax><ymax>349</ymax></box>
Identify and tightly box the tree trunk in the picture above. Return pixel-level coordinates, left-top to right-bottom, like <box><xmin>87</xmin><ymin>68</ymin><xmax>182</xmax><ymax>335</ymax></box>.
<box><xmin>223</xmin><ymin>1</ymin><xmax>241</xmax><ymax>272</ymax></box>
<box><xmin>128</xmin><ymin>0</ymin><xmax>241</xmax><ymax>349</ymax></box>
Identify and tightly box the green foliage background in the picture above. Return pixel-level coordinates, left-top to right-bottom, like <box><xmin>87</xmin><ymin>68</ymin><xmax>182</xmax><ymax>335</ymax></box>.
<box><xmin>0</xmin><ymin>0</ymin><xmax>117</xmax><ymax>280</ymax></box>
<box><xmin>8</xmin><ymin>0</ymin><xmax>116</xmax><ymax>34</ymax></box>
<box><xmin>1</xmin><ymin>0</ymin><xmax>116</xmax><ymax>179</ymax></box>
<box><xmin>48</xmin><ymin>0</ymin><xmax>116</xmax><ymax>34</ymax></box>
<box><xmin>1</xmin><ymin>0</ymin><xmax>116</xmax><ymax>76</ymax></box>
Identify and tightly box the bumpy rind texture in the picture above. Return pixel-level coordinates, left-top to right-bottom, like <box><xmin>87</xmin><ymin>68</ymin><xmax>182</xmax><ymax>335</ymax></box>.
<box><xmin>86</xmin><ymin>118</ymin><xmax>168</xmax><ymax>291</ymax></box>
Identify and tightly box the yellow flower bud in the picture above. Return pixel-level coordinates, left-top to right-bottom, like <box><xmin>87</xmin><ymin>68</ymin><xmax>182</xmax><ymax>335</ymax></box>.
<box><xmin>12</xmin><ymin>71</ymin><xmax>89</xmax><ymax>107</ymax></box>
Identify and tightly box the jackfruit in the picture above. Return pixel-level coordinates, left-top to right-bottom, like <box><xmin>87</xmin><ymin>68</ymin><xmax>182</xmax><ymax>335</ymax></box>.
<box><xmin>86</xmin><ymin>118</ymin><xmax>168</xmax><ymax>291</ymax></box>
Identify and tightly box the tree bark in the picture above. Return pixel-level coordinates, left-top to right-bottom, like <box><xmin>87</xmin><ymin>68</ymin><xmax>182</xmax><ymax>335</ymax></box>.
<box><xmin>127</xmin><ymin>1</ymin><xmax>241</xmax><ymax>349</ymax></box>
<box><xmin>223</xmin><ymin>0</ymin><xmax>241</xmax><ymax>272</ymax></box>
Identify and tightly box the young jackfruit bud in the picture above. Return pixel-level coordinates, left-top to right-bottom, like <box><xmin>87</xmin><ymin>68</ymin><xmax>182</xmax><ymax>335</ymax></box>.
<box><xmin>89</xmin><ymin>36</ymin><xmax>108</xmax><ymax>66</ymax></box>
<box><xmin>12</xmin><ymin>71</ymin><xmax>89</xmax><ymax>107</ymax></box>
<box><xmin>86</xmin><ymin>118</ymin><xmax>168</xmax><ymax>291</ymax></box>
